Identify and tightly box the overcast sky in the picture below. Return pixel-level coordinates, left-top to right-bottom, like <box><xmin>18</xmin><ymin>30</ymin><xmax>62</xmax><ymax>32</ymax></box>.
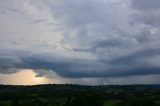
<box><xmin>0</xmin><ymin>0</ymin><xmax>160</xmax><ymax>85</ymax></box>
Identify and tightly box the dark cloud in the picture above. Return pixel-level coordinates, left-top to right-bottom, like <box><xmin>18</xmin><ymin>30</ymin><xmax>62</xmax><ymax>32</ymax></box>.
<box><xmin>72</xmin><ymin>38</ymin><xmax>131</xmax><ymax>53</ymax></box>
<box><xmin>1</xmin><ymin>47</ymin><xmax>160</xmax><ymax>78</ymax></box>
<box><xmin>110</xmin><ymin>48</ymin><xmax>160</xmax><ymax>64</ymax></box>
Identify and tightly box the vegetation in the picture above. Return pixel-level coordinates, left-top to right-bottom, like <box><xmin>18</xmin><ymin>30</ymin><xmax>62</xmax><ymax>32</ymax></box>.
<box><xmin>0</xmin><ymin>84</ymin><xmax>159</xmax><ymax>106</ymax></box>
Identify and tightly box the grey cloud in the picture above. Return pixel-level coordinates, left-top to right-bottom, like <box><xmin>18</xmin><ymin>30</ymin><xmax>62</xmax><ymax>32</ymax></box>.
<box><xmin>1</xmin><ymin>48</ymin><xmax>160</xmax><ymax>78</ymax></box>
<box><xmin>1</xmin><ymin>0</ymin><xmax>160</xmax><ymax>84</ymax></box>
<box><xmin>131</xmin><ymin>0</ymin><xmax>160</xmax><ymax>11</ymax></box>
<box><xmin>0</xmin><ymin>10</ymin><xmax>6</xmax><ymax>15</ymax></box>
<box><xmin>131</xmin><ymin>11</ymin><xmax>160</xmax><ymax>27</ymax></box>
<box><xmin>110</xmin><ymin>49</ymin><xmax>160</xmax><ymax>64</ymax></box>
<box><xmin>131</xmin><ymin>0</ymin><xmax>160</xmax><ymax>27</ymax></box>
<box><xmin>52</xmin><ymin>0</ymin><xmax>108</xmax><ymax>27</ymax></box>
<box><xmin>53</xmin><ymin>0</ymin><xmax>132</xmax><ymax>53</ymax></box>
<box><xmin>72</xmin><ymin>38</ymin><xmax>132</xmax><ymax>53</ymax></box>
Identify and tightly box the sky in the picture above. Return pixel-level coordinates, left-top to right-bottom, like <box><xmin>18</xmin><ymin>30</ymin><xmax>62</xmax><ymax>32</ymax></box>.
<box><xmin>0</xmin><ymin>0</ymin><xmax>160</xmax><ymax>85</ymax></box>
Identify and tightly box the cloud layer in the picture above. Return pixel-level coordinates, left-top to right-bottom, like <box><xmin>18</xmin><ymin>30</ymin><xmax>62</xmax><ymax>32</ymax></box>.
<box><xmin>0</xmin><ymin>0</ymin><xmax>160</xmax><ymax>84</ymax></box>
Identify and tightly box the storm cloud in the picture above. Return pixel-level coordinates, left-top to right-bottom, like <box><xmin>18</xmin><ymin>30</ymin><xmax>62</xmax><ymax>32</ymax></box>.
<box><xmin>0</xmin><ymin>0</ymin><xmax>160</xmax><ymax>84</ymax></box>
